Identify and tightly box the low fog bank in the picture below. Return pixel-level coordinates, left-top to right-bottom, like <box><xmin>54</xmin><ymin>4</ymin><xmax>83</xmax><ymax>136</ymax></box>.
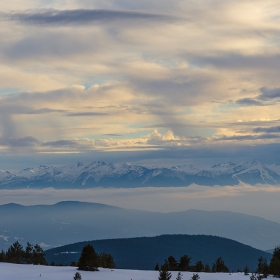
<box><xmin>1</xmin><ymin>184</ymin><xmax>280</xmax><ymax>223</ymax></box>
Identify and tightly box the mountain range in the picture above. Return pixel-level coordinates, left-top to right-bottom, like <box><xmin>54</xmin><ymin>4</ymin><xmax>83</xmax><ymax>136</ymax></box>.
<box><xmin>1</xmin><ymin>159</ymin><xmax>280</xmax><ymax>189</ymax></box>
<box><xmin>0</xmin><ymin>201</ymin><xmax>279</xmax><ymax>251</ymax></box>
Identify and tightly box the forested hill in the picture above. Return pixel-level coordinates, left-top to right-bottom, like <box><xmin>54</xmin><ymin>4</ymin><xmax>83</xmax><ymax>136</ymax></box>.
<box><xmin>45</xmin><ymin>234</ymin><xmax>271</xmax><ymax>271</ymax></box>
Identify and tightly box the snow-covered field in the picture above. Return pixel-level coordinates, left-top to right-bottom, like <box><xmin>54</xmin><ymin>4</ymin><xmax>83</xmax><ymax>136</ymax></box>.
<box><xmin>0</xmin><ymin>263</ymin><xmax>275</xmax><ymax>280</ymax></box>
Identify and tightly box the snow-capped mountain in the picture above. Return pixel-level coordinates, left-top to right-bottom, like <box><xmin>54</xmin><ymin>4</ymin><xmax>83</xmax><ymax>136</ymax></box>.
<box><xmin>1</xmin><ymin>160</ymin><xmax>280</xmax><ymax>189</ymax></box>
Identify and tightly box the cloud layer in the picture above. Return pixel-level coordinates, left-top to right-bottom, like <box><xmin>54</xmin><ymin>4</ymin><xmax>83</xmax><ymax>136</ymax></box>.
<box><xmin>4</xmin><ymin>9</ymin><xmax>177</xmax><ymax>25</ymax></box>
<box><xmin>1</xmin><ymin>0</ymin><xmax>280</xmax><ymax>164</ymax></box>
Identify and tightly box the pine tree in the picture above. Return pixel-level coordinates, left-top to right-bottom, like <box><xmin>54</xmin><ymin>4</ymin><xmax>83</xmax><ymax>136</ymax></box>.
<box><xmin>176</xmin><ymin>272</ymin><xmax>183</xmax><ymax>280</ymax></box>
<box><xmin>6</xmin><ymin>241</ymin><xmax>25</xmax><ymax>264</ymax></box>
<box><xmin>190</xmin><ymin>273</ymin><xmax>200</xmax><ymax>280</ymax></box>
<box><xmin>244</xmin><ymin>265</ymin><xmax>249</xmax><ymax>275</ymax></box>
<box><xmin>24</xmin><ymin>242</ymin><xmax>33</xmax><ymax>264</ymax></box>
<box><xmin>161</xmin><ymin>261</ymin><xmax>170</xmax><ymax>271</ymax></box>
<box><xmin>98</xmin><ymin>251</ymin><xmax>115</xmax><ymax>268</ymax></box>
<box><xmin>158</xmin><ymin>269</ymin><xmax>172</xmax><ymax>280</ymax></box>
<box><xmin>155</xmin><ymin>263</ymin><xmax>159</xmax><ymax>271</ymax></box>
<box><xmin>269</xmin><ymin>246</ymin><xmax>280</xmax><ymax>277</ymax></box>
<box><xmin>0</xmin><ymin>250</ymin><xmax>5</xmax><ymax>262</ymax></box>
<box><xmin>212</xmin><ymin>257</ymin><xmax>229</xmax><ymax>273</ymax></box>
<box><xmin>70</xmin><ymin>261</ymin><xmax>77</xmax><ymax>267</ymax></box>
<box><xmin>32</xmin><ymin>244</ymin><xmax>47</xmax><ymax>265</ymax></box>
<box><xmin>194</xmin><ymin>261</ymin><xmax>204</xmax><ymax>272</ymax></box>
<box><xmin>167</xmin><ymin>256</ymin><xmax>178</xmax><ymax>271</ymax></box>
<box><xmin>73</xmin><ymin>272</ymin><xmax>82</xmax><ymax>280</ymax></box>
<box><xmin>78</xmin><ymin>244</ymin><xmax>99</xmax><ymax>271</ymax></box>
<box><xmin>178</xmin><ymin>255</ymin><xmax>191</xmax><ymax>271</ymax></box>
<box><xmin>204</xmin><ymin>264</ymin><xmax>211</xmax><ymax>273</ymax></box>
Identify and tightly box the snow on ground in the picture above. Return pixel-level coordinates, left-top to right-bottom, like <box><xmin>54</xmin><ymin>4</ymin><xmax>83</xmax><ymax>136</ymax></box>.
<box><xmin>0</xmin><ymin>263</ymin><xmax>275</xmax><ymax>280</ymax></box>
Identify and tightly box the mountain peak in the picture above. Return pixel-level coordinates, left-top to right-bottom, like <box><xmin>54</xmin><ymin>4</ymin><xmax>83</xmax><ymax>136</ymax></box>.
<box><xmin>1</xmin><ymin>160</ymin><xmax>280</xmax><ymax>189</ymax></box>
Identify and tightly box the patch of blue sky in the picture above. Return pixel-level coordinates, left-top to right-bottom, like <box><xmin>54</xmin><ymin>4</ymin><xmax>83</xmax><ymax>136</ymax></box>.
<box><xmin>217</xmin><ymin>102</ymin><xmax>240</xmax><ymax>112</ymax></box>
<box><xmin>138</xmin><ymin>52</ymin><xmax>180</xmax><ymax>68</ymax></box>
<box><xmin>0</xmin><ymin>87</ymin><xmax>22</xmax><ymax>96</ymax></box>
<box><xmin>82</xmin><ymin>77</ymin><xmax>119</xmax><ymax>90</ymax></box>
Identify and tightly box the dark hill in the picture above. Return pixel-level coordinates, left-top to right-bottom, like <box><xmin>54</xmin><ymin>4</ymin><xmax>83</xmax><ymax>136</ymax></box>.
<box><xmin>45</xmin><ymin>234</ymin><xmax>271</xmax><ymax>271</ymax></box>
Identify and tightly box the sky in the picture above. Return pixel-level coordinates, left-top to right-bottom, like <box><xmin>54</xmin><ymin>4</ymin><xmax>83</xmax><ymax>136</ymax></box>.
<box><xmin>1</xmin><ymin>0</ymin><xmax>280</xmax><ymax>168</ymax></box>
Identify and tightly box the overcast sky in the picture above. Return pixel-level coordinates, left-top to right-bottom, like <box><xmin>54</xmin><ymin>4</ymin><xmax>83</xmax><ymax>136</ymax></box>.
<box><xmin>1</xmin><ymin>0</ymin><xmax>280</xmax><ymax>168</ymax></box>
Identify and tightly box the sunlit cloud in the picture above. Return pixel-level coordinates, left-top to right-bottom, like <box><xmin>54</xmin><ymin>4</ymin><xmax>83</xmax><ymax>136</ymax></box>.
<box><xmin>0</xmin><ymin>0</ymin><xmax>280</xmax><ymax>163</ymax></box>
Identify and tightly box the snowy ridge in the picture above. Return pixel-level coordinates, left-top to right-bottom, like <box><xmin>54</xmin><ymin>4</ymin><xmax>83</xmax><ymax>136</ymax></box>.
<box><xmin>1</xmin><ymin>160</ymin><xmax>280</xmax><ymax>188</ymax></box>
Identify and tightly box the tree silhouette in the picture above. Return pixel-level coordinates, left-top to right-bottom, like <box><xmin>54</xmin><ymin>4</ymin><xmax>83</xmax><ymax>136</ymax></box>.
<box><xmin>178</xmin><ymin>255</ymin><xmax>191</xmax><ymax>271</ymax></box>
<box><xmin>212</xmin><ymin>257</ymin><xmax>229</xmax><ymax>272</ymax></box>
<box><xmin>269</xmin><ymin>246</ymin><xmax>280</xmax><ymax>277</ymax></box>
<box><xmin>73</xmin><ymin>272</ymin><xmax>82</xmax><ymax>280</ymax></box>
<box><xmin>78</xmin><ymin>244</ymin><xmax>99</xmax><ymax>271</ymax></box>
<box><xmin>6</xmin><ymin>241</ymin><xmax>24</xmax><ymax>264</ymax></box>
<box><xmin>158</xmin><ymin>268</ymin><xmax>172</xmax><ymax>280</ymax></box>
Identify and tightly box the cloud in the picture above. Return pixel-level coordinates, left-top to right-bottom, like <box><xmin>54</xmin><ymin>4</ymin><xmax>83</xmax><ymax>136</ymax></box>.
<box><xmin>4</xmin><ymin>9</ymin><xmax>177</xmax><ymax>26</ymax></box>
<box><xmin>253</xmin><ymin>126</ymin><xmax>280</xmax><ymax>133</ymax></box>
<box><xmin>235</xmin><ymin>87</ymin><xmax>280</xmax><ymax>107</ymax></box>
<box><xmin>236</xmin><ymin>98</ymin><xmax>264</xmax><ymax>106</ymax></box>
<box><xmin>2</xmin><ymin>0</ymin><xmax>280</xmax><ymax>161</ymax></box>
<box><xmin>66</xmin><ymin>112</ymin><xmax>108</xmax><ymax>117</ymax></box>
<box><xmin>216</xmin><ymin>134</ymin><xmax>280</xmax><ymax>141</ymax></box>
<box><xmin>147</xmin><ymin>130</ymin><xmax>187</xmax><ymax>145</ymax></box>
<box><xmin>0</xmin><ymin>136</ymin><xmax>40</xmax><ymax>147</ymax></box>
<box><xmin>190</xmin><ymin>53</ymin><xmax>280</xmax><ymax>72</ymax></box>
<box><xmin>258</xmin><ymin>87</ymin><xmax>280</xmax><ymax>101</ymax></box>
<box><xmin>103</xmin><ymin>134</ymin><xmax>122</xmax><ymax>136</ymax></box>
<box><xmin>41</xmin><ymin>140</ymin><xmax>81</xmax><ymax>148</ymax></box>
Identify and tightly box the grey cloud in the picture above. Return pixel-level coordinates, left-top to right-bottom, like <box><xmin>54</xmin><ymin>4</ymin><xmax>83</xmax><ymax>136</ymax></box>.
<box><xmin>4</xmin><ymin>9</ymin><xmax>177</xmax><ymax>26</ymax></box>
<box><xmin>0</xmin><ymin>136</ymin><xmax>40</xmax><ymax>147</ymax></box>
<box><xmin>41</xmin><ymin>140</ymin><xmax>80</xmax><ymax>148</ymax></box>
<box><xmin>103</xmin><ymin>134</ymin><xmax>122</xmax><ymax>136</ymax></box>
<box><xmin>235</xmin><ymin>87</ymin><xmax>280</xmax><ymax>107</ymax></box>
<box><xmin>253</xmin><ymin>126</ymin><xmax>280</xmax><ymax>133</ymax></box>
<box><xmin>4</xmin><ymin>32</ymin><xmax>92</xmax><ymax>60</ymax></box>
<box><xmin>217</xmin><ymin>134</ymin><xmax>280</xmax><ymax>141</ymax></box>
<box><xmin>0</xmin><ymin>104</ymin><xmax>67</xmax><ymax>115</ymax></box>
<box><xmin>67</xmin><ymin>112</ymin><xmax>108</xmax><ymax>117</ymax></box>
<box><xmin>258</xmin><ymin>87</ymin><xmax>280</xmax><ymax>101</ymax></box>
<box><xmin>190</xmin><ymin>53</ymin><xmax>280</xmax><ymax>71</ymax></box>
<box><xmin>227</xmin><ymin>120</ymin><xmax>280</xmax><ymax>127</ymax></box>
<box><xmin>235</xmin><ymin>98</ymin><xmax>264</xmax><ymax>106</ymax></box>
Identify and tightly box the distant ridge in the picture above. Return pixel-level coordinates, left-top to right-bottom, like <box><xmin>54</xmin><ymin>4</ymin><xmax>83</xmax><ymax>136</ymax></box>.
<box><xmin>1</xmin><ymin>160</ymin><xmax>280</xmax><ymax>189</ymax></box>
<box><xmin>0</xmin><ymin>201</ymin><xmax>280</xmax><ymax>251</ymax></box>
<box><xmin>45</xmin><ymin>234</ymin><xmax>272</xmax><ymax>271</ymax></box>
